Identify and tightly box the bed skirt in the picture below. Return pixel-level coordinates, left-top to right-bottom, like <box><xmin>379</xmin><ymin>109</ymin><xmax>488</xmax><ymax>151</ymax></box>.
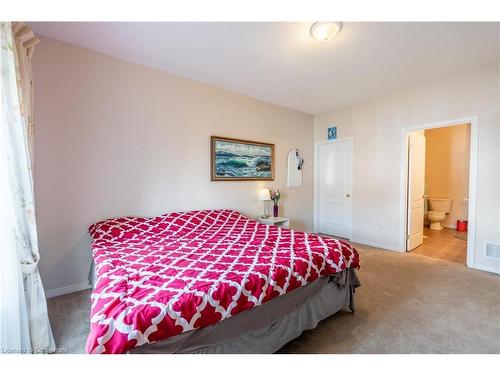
<box><xmin>129</xmin><ymin>268</ymin><xmax>360</xmax><ymax>354</ymax></box>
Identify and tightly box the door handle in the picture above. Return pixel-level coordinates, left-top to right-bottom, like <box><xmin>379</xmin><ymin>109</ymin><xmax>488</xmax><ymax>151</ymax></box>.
<box><xmin>346</xmin><ymin>193</ymin><xmax>351</xmax><ymax>198</ymax></box>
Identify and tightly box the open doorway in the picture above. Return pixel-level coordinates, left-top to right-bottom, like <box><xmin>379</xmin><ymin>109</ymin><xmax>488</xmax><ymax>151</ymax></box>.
<box><xmin>402</xmin><ymin>117</ymin><xmax>477</xmax><ymax>267</ymax></box>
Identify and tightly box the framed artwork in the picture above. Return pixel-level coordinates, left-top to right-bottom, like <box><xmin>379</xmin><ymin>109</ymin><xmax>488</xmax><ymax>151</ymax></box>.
<box><xmin>211</xmin><ymin>136</ymin><xmax>274</xmax><ymax>181</ymax></box>
<box><xmin>327</xmin><ymin>126</ymin><xmax>337</xmax><ymax>140</ymax></box>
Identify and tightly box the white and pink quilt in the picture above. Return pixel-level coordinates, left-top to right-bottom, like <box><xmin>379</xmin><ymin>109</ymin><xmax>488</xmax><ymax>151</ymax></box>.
<box><xmin>86</xmin><ymin>209</ymin><xmax>360</xmax><ymax>354</ymax></box>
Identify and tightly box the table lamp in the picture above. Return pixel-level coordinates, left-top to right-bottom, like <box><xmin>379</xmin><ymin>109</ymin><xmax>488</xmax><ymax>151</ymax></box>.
<box><xmin>259</xmin><ymin>188</ymin><xmax>271</xmax><ymax>219</ymax></box>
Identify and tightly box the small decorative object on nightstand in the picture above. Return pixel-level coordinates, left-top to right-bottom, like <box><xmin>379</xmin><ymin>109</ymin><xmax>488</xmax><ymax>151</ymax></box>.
<box><xmin>256</xmin><ymin>216</ymin><xmax>290</xmax><ymax>228</ymax></box>
<box><xmin>270</xmin><ymin>189</ymin><xmax>281</xmax><ymax>217</ymax></box>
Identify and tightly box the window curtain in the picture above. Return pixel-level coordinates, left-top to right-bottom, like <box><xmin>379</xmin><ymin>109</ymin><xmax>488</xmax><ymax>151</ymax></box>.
<box><xmin>12</xmin><ymin>22</ymin><xmax>38</xmax><ymax>161</ymax></box>
<box><xmin>0</xmin><ymin>22</ymin><xmax>55</xmax><ymax>353</ymax></box>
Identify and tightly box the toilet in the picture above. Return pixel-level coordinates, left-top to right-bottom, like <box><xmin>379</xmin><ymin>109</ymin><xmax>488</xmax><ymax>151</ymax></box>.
<box><xmin>427</xmin><ymin>198</ymin><xmax>453</xmax><ymax>230</ymax></box>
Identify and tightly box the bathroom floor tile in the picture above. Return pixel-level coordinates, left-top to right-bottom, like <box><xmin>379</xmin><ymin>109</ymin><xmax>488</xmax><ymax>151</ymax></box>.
<box><xmin>410</xmin><ymin>228</ymin><xmax>467</xmax><ymax>265</ymax></box>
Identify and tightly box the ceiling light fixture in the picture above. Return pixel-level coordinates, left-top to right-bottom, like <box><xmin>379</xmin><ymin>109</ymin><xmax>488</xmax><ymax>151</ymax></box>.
<box><xmin>310</xmin><ymin>22</ymin><xmax>343</xmax><ymax>42</ymax></box>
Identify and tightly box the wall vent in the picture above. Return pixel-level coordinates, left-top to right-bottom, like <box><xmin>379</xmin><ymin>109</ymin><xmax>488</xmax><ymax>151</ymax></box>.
<box><xmin>485</xmin><ymin>242</ymin><xmax>500</xmax><ymax>259</ymax></box>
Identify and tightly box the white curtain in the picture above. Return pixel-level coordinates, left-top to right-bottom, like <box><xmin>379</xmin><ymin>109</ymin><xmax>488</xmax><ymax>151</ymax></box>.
<box><xmin>0</xmin><ymin>22</ymin><xmax>55</xmax><ymax>353</ymax></box>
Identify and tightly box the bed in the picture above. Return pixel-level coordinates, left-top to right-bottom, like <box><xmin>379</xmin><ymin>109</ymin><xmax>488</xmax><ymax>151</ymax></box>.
<box><xmin>86</xmin><ymin>209</ymin><xmax>360</xmax><ymax>354</ymax></box>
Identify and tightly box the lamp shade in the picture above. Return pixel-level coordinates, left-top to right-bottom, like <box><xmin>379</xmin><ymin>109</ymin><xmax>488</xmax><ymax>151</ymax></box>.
<box><xmin>258</xmin><ymin>188</ymin><xmax>271</xmax><ymax>201</ymax></box>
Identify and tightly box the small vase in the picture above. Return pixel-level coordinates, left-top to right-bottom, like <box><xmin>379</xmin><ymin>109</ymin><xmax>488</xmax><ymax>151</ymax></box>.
<box><xmin>273</xmin><ymin>204</ymin><xmax>279</xmax><ymax>218</ymax></box>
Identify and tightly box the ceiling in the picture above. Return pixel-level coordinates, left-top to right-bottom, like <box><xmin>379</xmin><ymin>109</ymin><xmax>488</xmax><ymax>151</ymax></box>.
<box><xmin>31</xmin><ymin>22</ymin><xmax>499</xmax><ymax>114</ymax></box>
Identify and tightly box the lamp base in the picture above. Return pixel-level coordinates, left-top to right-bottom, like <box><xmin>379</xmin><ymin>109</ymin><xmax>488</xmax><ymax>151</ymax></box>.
<box><xmin>261</xmin><ymin>201</ymin><xmax>270</xmax><ymax>219</ymax></box>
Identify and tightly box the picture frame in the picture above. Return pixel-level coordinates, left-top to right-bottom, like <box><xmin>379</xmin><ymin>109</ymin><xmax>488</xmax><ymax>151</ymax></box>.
<box><xmin>328</xmin><ymin>126</ymin><xmax>337</xmax><ymax>140</ymax></box>
<box><xmin>211</xmin><ymin>136</ymin><xmax>275</xmax><ymax>181</ymax></box>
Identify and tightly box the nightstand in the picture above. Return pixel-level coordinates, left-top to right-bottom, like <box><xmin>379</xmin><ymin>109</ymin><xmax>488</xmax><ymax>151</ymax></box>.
<box><xmin>256</xmin><ymin>217</ymin><xmax>290</xmax><ymax>228</ymax></box>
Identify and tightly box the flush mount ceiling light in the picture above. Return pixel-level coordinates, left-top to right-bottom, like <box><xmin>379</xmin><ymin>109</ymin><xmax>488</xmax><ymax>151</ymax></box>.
<box><xmin>310</xmin><ymin>22</ymin><xmax>343</xmax><ymax>42</ymax></box>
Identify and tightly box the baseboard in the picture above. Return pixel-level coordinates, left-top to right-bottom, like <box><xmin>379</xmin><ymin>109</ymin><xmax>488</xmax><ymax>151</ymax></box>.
<box><xmin>471</xmin><ymin>263</ymin><xmax>500</xmax><ymax>275</ymax></box>
<box><xmin>45</xmin><ymin>281</ymin><xmax>92</xmax><ymax>299</ymax></box>
<box><xmin>350</xmin><ymin>238</ymin><xmax>402</xmax><ymax>252</ymax></box>
<box><xmin>443</xmin><ymin>224</ymin><xmax>457</xmax><ymax>229</ymax></box>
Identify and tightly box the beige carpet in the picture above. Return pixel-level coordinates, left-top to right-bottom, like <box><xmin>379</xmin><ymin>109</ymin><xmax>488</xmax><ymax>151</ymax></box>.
<box><xmin>47</xmin><ymin>244</ymin><xmax>500</xmax><ymax>354</ymax></box>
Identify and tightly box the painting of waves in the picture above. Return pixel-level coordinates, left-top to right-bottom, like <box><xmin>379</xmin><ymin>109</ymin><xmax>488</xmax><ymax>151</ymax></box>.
<box><xmin>211</xmin><ymin>137</ymin><xmax>274</xmax><ymax>181</ymax></box>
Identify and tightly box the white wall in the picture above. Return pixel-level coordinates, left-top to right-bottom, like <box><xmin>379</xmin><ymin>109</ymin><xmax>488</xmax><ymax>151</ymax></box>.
<box><xmin>33</xmin><ymin>37</ymin><xmax>314</xmax><ymax>296</ymax></box>
<box><xmin>314</xmin><ymin>64</ymin><xmax>500</xmax><ymax>273</ymax></box>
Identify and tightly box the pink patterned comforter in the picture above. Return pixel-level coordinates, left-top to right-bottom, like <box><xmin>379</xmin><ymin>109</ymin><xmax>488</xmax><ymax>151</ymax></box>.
<box><xmin>86</xmin><ymin>209</ymin><xmax>359</xmax><ymax>354</ymax></box>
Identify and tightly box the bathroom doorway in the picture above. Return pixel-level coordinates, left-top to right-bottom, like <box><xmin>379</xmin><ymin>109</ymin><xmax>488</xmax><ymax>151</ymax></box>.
<box><xmin>402</xmin><ymin>117</ymin><xmax>477</xmax><ymax>267</ymax></box>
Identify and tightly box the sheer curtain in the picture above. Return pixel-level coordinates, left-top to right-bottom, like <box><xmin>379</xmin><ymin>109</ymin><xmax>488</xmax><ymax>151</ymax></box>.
<box><xmin>0</xmin><ymin>22</ymin><xmax>55</xmax><ymax>353</ymax></box>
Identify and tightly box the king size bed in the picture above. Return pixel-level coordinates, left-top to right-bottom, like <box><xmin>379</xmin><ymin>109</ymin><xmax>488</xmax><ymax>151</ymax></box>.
<box><xmin>86</xmin><ymin>209</ymin><xmax>360</xmax><ymax>354</ymax></box>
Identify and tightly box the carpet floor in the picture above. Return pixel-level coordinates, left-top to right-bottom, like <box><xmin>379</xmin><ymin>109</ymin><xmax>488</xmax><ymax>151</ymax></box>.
<box><xmin>47</xmin><ymin>244</ymin><xmax>500</xmax><ymax>354</ymax></box>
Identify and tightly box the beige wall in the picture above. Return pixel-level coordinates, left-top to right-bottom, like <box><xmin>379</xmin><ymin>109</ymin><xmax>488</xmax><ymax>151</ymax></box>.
<box><xmin>425</xmin><ymin>124</ymin><xmax>470</xmax><ymax>228</ymax></box>
<box><xmin>33</xmin><ymin>37</ymin><xmax>314</xmax><ymax>295</ymax></box>
<box><xmin>314</xmin><ymin>64</ymin><xmax>499</xmax><ymax>273</ymax></box>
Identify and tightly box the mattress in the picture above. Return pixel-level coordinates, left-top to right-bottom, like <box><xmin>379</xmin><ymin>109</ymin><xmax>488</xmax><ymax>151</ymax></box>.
<box><xmin>86</xmin><ymin>209</ymin><xmax>360</xmax><ymax>354</ymax></box>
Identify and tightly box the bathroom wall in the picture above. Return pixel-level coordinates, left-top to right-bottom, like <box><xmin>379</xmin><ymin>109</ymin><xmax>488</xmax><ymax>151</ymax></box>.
<box><xmin>425</xmin><ymin>124</ymin><xmax>471</xmax><ymax>228</ymax></box>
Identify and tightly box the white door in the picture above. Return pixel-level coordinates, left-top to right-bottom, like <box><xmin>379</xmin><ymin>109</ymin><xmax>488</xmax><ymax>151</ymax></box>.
<box><xmin>317</xmin><ymin>139</ymin><xmax>353</xmax><ymax>239</ymax></box>
<box><xmin>407</xmin><ymin>131</ymin><xmax>426</xmax><ymax>251</ymax></box>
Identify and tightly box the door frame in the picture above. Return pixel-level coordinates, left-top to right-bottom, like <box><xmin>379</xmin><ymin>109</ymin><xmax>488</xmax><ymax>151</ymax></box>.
<box><xmin>399</xmin><ymin>116</ymin><xmax>478</xmax><ymax>268</ymax></box>
<box><xmin>313</xmin><ymin>137</ymin><xmax>353</xmax><ymax>238</ymax></box>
